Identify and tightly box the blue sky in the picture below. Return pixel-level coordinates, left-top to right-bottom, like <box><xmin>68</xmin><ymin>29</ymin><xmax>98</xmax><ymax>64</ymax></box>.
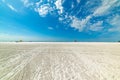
<box><xmin>0</xmin><ymin>0</ymin><xmax>120</xmax><ymax>42</ymax></box>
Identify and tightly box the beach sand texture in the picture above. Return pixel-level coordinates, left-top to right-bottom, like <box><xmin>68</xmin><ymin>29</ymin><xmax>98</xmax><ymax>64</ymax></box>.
<box><xmin>0</xmin><ymin>42</ymin><xmax>120</xmax><ymax>80</ymax></box>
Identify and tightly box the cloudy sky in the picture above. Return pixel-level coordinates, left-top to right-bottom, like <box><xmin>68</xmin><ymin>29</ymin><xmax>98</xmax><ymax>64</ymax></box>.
<box><xmin>0</xmin><ymin>0</ymin><xmax>120</xmax><ymax>42</ymax></box>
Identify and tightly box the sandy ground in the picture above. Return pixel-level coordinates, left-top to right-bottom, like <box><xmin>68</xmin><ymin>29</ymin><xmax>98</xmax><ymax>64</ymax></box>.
<box><xmin>0</xmin><ymin>42</ymin><xmax>120</xmax><ymax>80</ymax></box>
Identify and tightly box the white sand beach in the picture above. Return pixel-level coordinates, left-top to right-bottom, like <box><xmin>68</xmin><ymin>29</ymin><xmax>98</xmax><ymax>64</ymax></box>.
<box><xmin>0</xmin><ymin>42</ymin><xmax>120</xmax><ymax>80</ymax></box>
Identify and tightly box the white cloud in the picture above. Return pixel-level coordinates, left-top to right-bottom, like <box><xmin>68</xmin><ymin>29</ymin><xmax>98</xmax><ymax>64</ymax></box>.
<box><xmin>70</xmin><ymin>15</ymin><xmax>91</xmax><ymax>32</ymax></box>
<box><xmin>108</xmin><ymin>15</ymin><xmax>120</xmax><ymax>32</ymax></box>
<box><xmin>35</xmin><ymin>0</ymin><xmax>42</xmax><ymax>7</ymax></box>
<box><xmin>71</xmin><ymin>2</ymin><xmax>74</xmax><ymax>8</ymax></box>
<box><xmin>55</xmin><ymin>0</ymin><xmax>63</xmax><ymax>14</ymax></box>
<box><xmin>21</xmin><ymin>0</ymin><xmax>52</xmax><ymax>17</ymax></box>
<box><xmin>1</xmin><ymin>0</ymin><xmax>17</xmax><ymax>12</ymax></box>
<box><xmin>21</xmin><ymin>0</ymin><xmax>33</xmax><ymax>7</ymax></box>
<box><xmin>69</xmin><ymin>0</ymin><xmax>119</xmax><ymax>32</ymax></box>
<box><xmin>48</xmin><ymin>27</ymin><xmax>54</xmax><ymax>30</ymax></box>
<box><xmin>21</xmin><ymin>0</ymin><xmax>29</xmax><ymax>6</ymax></box>
<box><xmin>114</xmin><ymin>1</ymin><xmax>120</xmax><ymax>7</ymax></box>
<box><xmin>77</xmin><ymin>0</ymin><xmax>80</xmax><ymax>4</ymax></box>
<box><xmin>18</xmin><ymin>0</ymin><xmax>119</xmax><ymax>33</ymax></box>
<box><xmin>2</xmin><ymin>0</ymin><xmax>5</xmax><ymax>2</ymax></box>
<box><xmin>59</xmin><ymin>17</ymin><xmax>63</xmax><ymax>21</ymax></box>
<box><xmin>7</xmin><ymin>4</ymin><xmax>17</xmax><ymax>12</ymax></box>
<box><xmin>93</xmin><ymin>0</ymin><xmax>117</xmax><ymax>16</ymax></box>
<box><xmin>35</xmin><ymin>4</ymin><xmax>51</xmax><ymax>17</ymax></box>
<box><xmin>89</xmin><ymin>21</ymin><xmax>103</xmax><ymax>31</ymax></box>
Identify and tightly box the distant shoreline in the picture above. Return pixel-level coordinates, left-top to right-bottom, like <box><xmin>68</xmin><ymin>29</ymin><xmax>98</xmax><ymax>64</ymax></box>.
<box><xmin>0</xmin><ymin>42</ymin><xmax>120</xmax><ymax>44</ymax></box>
